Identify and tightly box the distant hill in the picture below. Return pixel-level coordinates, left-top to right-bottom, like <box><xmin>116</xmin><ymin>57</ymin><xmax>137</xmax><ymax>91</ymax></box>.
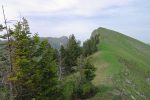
<box><xmin>40</xmin><ymin>36</ymin><xmax>68</xmax><ymax>49</ymax></box>
<box><xmin>90</xmin><ymin>27</ymin><xmax>150</xmax><ymax>99</ymax></box>
<box><xmin>0</xmin><ymin>36</ymin><xmax>69</xmax><ymax>50</ymax></box>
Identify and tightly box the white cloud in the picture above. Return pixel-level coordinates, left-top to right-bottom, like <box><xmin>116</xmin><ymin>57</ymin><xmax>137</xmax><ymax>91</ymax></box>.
<box><xmin>1</xmin><ymin>0</ymin><xmax>150</xmax><ymax>43</ymax></box>
<box><xmin>29</xmin><ymin>18</ymin><xmax>97</xmax><ymax>41</ymax></box>
<box><xmin>0</xmin><ymin>0</ymin><xmax>132</xmax><ymax>21</ymax></box>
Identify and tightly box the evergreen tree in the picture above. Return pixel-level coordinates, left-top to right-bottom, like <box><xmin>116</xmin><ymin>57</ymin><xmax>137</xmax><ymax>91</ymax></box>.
<box><xmin>8</xmin><ymin>18</ymin><xmax>59</xmax><ymax>99</ymax></box>
<box><xmin>10</xmin><ymin>19</ymin><xmax>34</xmax><ymax>99</ymax></box>
<box><xmin>84</xmin><ymin>60</ymin><xmax>96</xmax><ymax>81</ymax></box>
<box><xmin>65</xmin><ymin>34</ymin><xmax>81</xmax><ymax>73</ymax></box>
<box><xmin>77</xmin><ymin>59</ymin><xmax>96</xmax><ymax>99</ymax></box>
<box><xmin>35</xmin><ymin>40</ymin><xmax>58</xmax><ymax>99</ymax></box>
<box><xmin>83</xmin><ymin>34</ymin><xmax>100</xmax><ymax>57</ymax></box>
<box><xmin>1</xmin><ymin>18</ymin><xmax>98</xmax><ymax>99</ymax></box>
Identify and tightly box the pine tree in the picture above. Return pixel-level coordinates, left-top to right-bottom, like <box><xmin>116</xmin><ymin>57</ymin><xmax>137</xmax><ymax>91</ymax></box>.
<box><xmin>84</xmin><ymin>60</ymin><xmax>96</xmax><ymax>81</ymax></box>
<box><xmin>83</xmin><ymin>34</ymin><xmax>100</xmax><ymax>57</ymax></box>
<box><xmin>77</xmin><ymin>59</ymin><xmax>96</xmax><ymax>99</ymax></box>
<box><xmin>65</xmin><ymin>34</ymin><xmax>81</xmax><ymax>73</ymax></box>
<box><xmin>10</xmin><ymin>19</ymin><xmax>34</xmax><ymax>99</ymax></box>
<box><xmin>7</xmin><ymin>18</ymin><xmax>59</xmax><ymax>99</ymax></box>
<box><xmin>35</xmin><ymin>40</ymin><xmax>58</xmax><ymax>99</ymax></box>
<box><xmin>59</xmin><ymin>45</ymin><xmax>68</xmax><ymax>76</ymax></box>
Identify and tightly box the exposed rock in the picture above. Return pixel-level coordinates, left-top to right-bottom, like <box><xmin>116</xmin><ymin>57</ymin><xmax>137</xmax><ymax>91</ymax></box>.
<box><xmin>146</xmin><ymin>78</ymin><xmax>150</xmax><ymax>85</ymax></box>
<box><xmin>126</xmin><ymin>79</ymin><xmax>132</xmax><ymax>84</ymax></box>
<box><xmin>131</xmin><ymin>95</ymin><xmax>136</xmax><ymax>100</ymax></box>
<box><xmin>113</xmin><ymin>89</ymin><xmax>121</xmax><ymax>96</ymax></box>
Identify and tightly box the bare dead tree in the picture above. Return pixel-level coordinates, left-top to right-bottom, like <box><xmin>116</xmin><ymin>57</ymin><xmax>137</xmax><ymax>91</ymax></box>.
<box><xmin>79</xmin><ymin>55</ymin><xmax>84</xmax><ymax>82</ymax></box>
<box><xmin>58</xmin><ymin>49</ymin><xmax>62</xmax><ymax>80</ymax></box>
<box><xmin>2</xmin><ymin>5</ymin><xmax>13</xmax><ymax>100</ymax></box>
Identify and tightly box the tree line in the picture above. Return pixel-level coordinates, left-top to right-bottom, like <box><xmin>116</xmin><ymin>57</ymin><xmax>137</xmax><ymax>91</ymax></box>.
<box><xmin>0</xmin><ymin>18</ymin><xmax>100</xmax><ymax>100</ymax></box>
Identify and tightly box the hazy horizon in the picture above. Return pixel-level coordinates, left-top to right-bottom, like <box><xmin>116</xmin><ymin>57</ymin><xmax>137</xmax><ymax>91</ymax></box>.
<box><xmin>0</xmin><ymin>0</ymin><xmax>150</xmax><ymax>43</ymax></box>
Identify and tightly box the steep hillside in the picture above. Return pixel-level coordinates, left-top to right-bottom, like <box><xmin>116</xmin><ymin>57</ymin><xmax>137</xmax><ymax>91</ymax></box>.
<box><xmin>90</xmin><ymin>27</ymin><xmax>150</xmax><ymax>99</ymax></box>
<box><xmin>41</xmin><ymin>36</ymin><xmax>68</xmax><ymax>49</ymax></box>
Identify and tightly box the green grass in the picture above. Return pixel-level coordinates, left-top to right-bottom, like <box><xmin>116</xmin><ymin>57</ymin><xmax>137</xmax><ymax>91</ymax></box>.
<box><xmin>90</xmin><ymin>27</ymin><xmax>150</xmax><ymax>99</ymax></box>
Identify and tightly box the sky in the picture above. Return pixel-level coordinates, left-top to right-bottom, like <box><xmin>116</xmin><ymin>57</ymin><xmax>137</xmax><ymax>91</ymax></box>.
<box><xmin>0</xmin><ymin>0</ymin><xmax>150</xmax><ymax>43</ymax></box>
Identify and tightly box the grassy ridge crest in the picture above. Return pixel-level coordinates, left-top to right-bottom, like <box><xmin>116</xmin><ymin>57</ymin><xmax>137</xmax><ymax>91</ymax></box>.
<box><xmin>90</xmin><ymin>27</ymin><xmax>150</xmax><ymax>99</ymax></box>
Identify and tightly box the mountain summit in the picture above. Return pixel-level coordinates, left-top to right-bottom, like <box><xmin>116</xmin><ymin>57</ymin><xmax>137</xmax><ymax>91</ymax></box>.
<box><xmin>90</xmin><ymin>27</ymin><xmax>150</xmax><ymax>99</ymax></box>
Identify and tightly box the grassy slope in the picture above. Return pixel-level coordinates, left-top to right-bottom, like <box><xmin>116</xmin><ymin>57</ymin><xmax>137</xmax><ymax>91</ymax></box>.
<box><xmin>90</xmin><ymin>27</ymin><xmax>150</xmax><ymax>99</ymax></box>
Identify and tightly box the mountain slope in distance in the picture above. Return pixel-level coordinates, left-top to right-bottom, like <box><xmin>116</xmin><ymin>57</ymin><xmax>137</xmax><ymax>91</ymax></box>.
<box><xmin>90</xmin><ymin>27</ymin><xmax>150</xmax><ymax>99</ymax></box>
<box><xmin>40</xmin><ymin>36</ymin><xmax>68</xmax><ymax>49</ymax></box>
<box><xmin>0</xmin><ymin>36</ymin><xmax>69</xmax><ymax>49</ymax></box>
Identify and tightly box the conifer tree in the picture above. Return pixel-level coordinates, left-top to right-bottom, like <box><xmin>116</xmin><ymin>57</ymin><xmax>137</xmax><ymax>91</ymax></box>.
<box><xmin>83</xmin><ymin>34</ymin><xmax>100</xmax><ymax>57</ymax></box>
<box><xmin>65</xmin><ymin>34</ymin><xmax>81</xmax><ymax>73</ymax></box>
<box><xmin>84</xmin><ymin>60</ymin><xmax>96</xmax><ymax>81</ymax></box>
<box><xmin>9</xmin><ymin>18</ymin><xmax>34</xmax><ymax>99</ymax></box>
<box><xmin>10</xmin><ymin>18</ymin><xmax>59</xmax><ymax>99</ymax></box>
<box><xmin>59</xmin><ymin>45</ymin><xmax>67</xmax><ymax>76</ymax></box>
<box><xmin>35</xmin><ymin>40</ymin><xmax>58</xmax><ymax>99</ymax></box>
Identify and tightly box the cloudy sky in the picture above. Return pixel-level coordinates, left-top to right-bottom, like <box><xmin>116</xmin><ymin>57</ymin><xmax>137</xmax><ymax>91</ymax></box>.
<box><xmin>0</xmin><ymin>0</ymin><xmax>150</xmax><ymax>43</ymax></box>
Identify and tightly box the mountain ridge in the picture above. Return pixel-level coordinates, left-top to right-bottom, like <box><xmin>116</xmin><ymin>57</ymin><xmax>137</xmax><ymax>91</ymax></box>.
<box><xmin>90</xmin><ymin>27</ymin><xmax>150</xmax><ymax>99</ymax></box>
<box><xmin>40</xmin><ymin>36</ymin><xmax>68</xmax><ymax>49</ymax></box>
<box><xmin>93</xmin><ymin>27</ymin><xmax>149</xmax><ymax>46</ymax></box>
